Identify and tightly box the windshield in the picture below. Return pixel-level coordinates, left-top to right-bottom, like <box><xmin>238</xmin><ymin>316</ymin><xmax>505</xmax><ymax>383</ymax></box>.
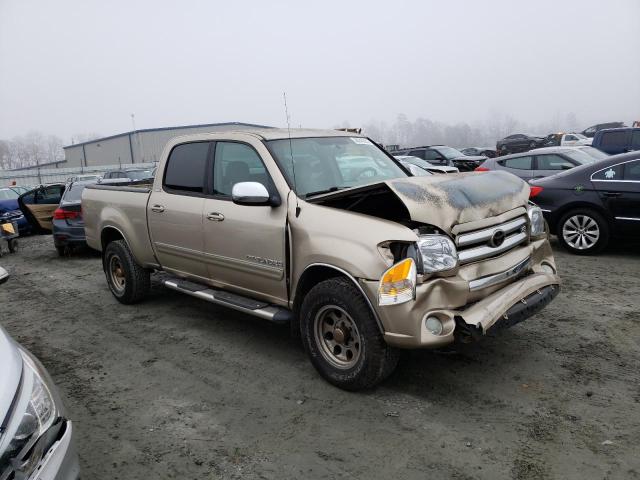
<box><xmin>126</xmin><ymin>170</ymin><xmax>152</xmax><ymax>180</ymax></box>
<box><xmin>0</xmin><ymin>189</ymin><xmax>19</xmax><ymax>200</ymax></box>
<box><xmin>435</xmin><ymin>146</ymin><xmax>464</xmax><ymax>160</ymax></box>
<box><xmin>267</xmin><ymin>137</ymin><xmax>407</xmax><ymax>197</ymax></box>
<box><xmin>577</xmin><ymin>146</ymin><xmax>608</xmax><ymax>161</ymax></box>
<box><xmin>564</xmin><ymin>150</ymin><xmax>599</xmax><ymax>165</ymax></box>
<box><xmin>573</xmin><ymin>133</ymin><xmax>587</xmax><ymax>140</ymax></box>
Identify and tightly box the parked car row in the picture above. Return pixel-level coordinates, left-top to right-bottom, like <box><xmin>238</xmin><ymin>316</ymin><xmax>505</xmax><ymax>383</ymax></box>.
<box><xmin>392</xmin><ymin>145</ymin><xmax>486</xmax><ymax>171</ymax></box>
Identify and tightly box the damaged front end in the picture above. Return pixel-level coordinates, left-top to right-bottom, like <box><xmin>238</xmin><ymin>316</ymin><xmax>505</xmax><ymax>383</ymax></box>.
<box><xmin>306</xmin><ymin>171</ymin><xmax>560</xmax><ymax>349</ymax></box>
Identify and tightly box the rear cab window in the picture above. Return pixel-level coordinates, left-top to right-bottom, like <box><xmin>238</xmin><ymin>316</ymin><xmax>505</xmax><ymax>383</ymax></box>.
<box><xmin>163</xmin><ymin>142</ymin><xmax>210</xmax><ymax>194</ymax></box>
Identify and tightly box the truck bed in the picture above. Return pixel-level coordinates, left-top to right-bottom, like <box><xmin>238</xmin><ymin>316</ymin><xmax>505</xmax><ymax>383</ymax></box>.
<box><xmin>82</xmin><ymin>184</ymin><xmax>157</xmax><ymax>266</ymax></box>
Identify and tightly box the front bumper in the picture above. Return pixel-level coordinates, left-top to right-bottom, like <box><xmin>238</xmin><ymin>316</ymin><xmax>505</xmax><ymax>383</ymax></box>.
<box><xmin>31</xmin><ymin>420</ymin><xmax>79</xmax><ymax>480</ymax></box>
<box><xmin>362</xmin><ymin>237</ymin><xmax>560</xmax><ymax>348</ymax></box>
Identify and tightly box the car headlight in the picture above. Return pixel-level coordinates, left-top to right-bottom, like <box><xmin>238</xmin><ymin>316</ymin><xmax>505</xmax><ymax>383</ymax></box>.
<box><xmin>0</xmin><ymin>351</ymin><xmax>58</xmax><ymax>476</ymax></box>
<box><xmin>527</xmin><ymin>204</ymin><xmax>545</xmax><ymax>237</ymax></box>
<box><xmin>378</xmin><ymin>258</ymin><xmax>416</xmax><ymax>306</ymax></box>
<box><xmin>416</xmin><ymin>234</ymin><xmax>458</xmax><ymax>273</ymax></box>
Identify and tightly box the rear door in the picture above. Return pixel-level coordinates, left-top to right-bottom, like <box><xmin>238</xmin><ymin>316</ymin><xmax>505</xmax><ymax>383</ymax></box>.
<box><xmin>534</xmin><ymin>154</ymin><xmax>576</xmax><ymax>179</ymax></box>
<box><xmin>147</xmin><ymin>141</ymin><xmax>211</xmax><ymax>279</ymax></box>
<box><xmin>591</xmin><ymin>160</ymin><xmax>640</xmax><ymax>235</ymax></box>
<box><xmin>201</xmin><ymin>140</ymin><xmax>288</xmax><ymax>303</ymax></box>
<box><xmin>18</xmin><ymin>184</ymin><xmax>66</xmax><ymax>233</ymax></box>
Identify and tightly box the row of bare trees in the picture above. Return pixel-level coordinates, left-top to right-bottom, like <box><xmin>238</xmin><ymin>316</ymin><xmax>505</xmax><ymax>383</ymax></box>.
<box><xmin>355</xmin><ymin>112</ymin><xmax>582</xmax><ymax>149</ymax></box>
<box><xmin>0</xmin><ymin>132</ymin><xmax>102</xmax><ymax>170</ymax></box>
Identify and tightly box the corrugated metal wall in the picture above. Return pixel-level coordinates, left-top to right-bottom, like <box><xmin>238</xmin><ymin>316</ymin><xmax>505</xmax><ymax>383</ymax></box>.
<box><xmin>63</xmin><ymin>123</ymin><xmax>269</xmax><ymax>167</ymax></box>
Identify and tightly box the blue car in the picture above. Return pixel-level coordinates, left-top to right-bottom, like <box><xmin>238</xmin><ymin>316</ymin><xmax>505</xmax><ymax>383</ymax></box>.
<box><xmin>0</xmin><ymin>187</ymin><xmax>31</xmax><ymax>235</ymax></box>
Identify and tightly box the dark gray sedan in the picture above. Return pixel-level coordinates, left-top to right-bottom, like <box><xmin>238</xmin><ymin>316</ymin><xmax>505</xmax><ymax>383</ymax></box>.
<box><xmin>52</xmin><ymin>180</ymin><xmax>96</xmax><ymax>255</ymax></box>
<box><xmin>476</xmin><ymin>146</ymin><xmax>605</xmax><ymax>182</ymax></box>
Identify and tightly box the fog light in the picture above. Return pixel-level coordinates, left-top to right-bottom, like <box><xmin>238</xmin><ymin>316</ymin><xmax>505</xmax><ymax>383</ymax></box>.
<box><xmin>541</xmin><ymin>263</ymin><xmax>555</xmax><ymax>275</ymax></box>
<box><xmin>425</xmin><ymin>316</ymin><xmax>443</xmax><ymax>335</ymax></box>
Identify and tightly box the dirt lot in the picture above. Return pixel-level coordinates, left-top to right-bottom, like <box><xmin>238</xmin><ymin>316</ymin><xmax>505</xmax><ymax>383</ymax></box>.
<box><xmin>1</xmin><ymin>235</ymin><xmax>638</xmax><ymax>480</ymax></box>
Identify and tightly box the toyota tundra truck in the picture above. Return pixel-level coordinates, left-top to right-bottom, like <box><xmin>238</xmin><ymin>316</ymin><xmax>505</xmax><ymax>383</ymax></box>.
<box><xmin>82</xmin><ymin>128</ymin><xmax>560</xmax><ymax>390</ymax></box>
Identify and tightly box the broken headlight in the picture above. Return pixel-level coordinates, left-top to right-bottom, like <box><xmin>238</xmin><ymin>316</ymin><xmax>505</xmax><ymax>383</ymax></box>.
<box><xmin>527</xmin><ymin>204</ymin><xmax>545</xmax><ymax>237</ymax></box>
<box><xmin>0</xmin><ymin>350</ymin><xmax>58</xmax><ymax>477</ymax></box>
<box><xmin>416</xmin><ymin>235</ymin><xmax>458</xmax><ymax>273</ymax></box>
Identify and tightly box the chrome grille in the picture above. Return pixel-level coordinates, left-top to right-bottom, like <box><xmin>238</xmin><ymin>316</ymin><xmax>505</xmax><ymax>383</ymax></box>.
<box><xmin>456</xmin><ymin>216</ymin><xmax>528</xmax><ymax>264</ymax></box>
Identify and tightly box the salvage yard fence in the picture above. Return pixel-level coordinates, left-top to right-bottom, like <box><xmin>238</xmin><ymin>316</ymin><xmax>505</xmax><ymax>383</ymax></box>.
<box><xmin>0</xmin><ymin>162</ymin><xmax>157</xmax><ymax>187</ymax></box>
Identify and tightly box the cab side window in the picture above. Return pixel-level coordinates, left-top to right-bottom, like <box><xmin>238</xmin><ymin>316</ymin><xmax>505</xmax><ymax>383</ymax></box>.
<box><xmin>163</xmin><ymin>142</ymin><xmax>210</xmax><ymax>194</ymax></box>
<box><xmin>213</xmin><ymin>142</ymin><xmax>269</xmax><ymax>197</ymax></box>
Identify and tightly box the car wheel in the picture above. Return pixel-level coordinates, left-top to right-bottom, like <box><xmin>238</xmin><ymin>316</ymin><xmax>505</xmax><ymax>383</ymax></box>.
<box><xmin>557</xmin><ymin>209</ymin><xmax>609</xmax><ymax>255</ymax></box>
<box><xmin>56</xmin><ymin>246</ymin><xmax>66</xmax><ymax>257</ymax></box>
<box><xmin>8</xmin><ymin>239</ymin><xmax>18</xmax><ymax>253</ymax></box>
<box><xmin>104</xmin><ymin>239</ymin><xmax>150</xmax><ymax>304</ymax></box>
<box><xmin>300</xmin><ymin>277</ymin><xmax>399</xmax><ymax>391</ymax></box>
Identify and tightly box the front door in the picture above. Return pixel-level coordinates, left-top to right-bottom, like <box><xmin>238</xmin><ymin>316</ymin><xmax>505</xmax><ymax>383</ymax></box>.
<box><xmin>147</xmin><ymin>141</ymin><xmax>211</xmax><ymax>279</ymax></box>
<box><xmin>202</xmin><ymin>141</ymin><xmax>287</xmax><ymax>304</ymax></box>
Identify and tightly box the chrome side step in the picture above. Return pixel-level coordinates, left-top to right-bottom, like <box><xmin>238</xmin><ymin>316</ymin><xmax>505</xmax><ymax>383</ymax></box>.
<box><xmin>163</xmin><ymin>278</ymin><xmax>292</xmax><ymax>324</ymax></box>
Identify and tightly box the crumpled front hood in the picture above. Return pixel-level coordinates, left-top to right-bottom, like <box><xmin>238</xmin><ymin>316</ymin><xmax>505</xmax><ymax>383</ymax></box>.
<box><xmin>0</xmin><ymin>324</ymin><xmax>22</xmax><ymax>427</ymax></box>
<box><xmin>385</xmin><ymin>171</ymin><xmax>530</xmax><ymax>233</ymax></box>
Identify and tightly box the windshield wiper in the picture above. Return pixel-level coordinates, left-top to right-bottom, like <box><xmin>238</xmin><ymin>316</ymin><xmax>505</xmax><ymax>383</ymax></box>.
<box><xmin>304</xmin><ymin>187</ymin><xmax>344</xmax><ymax>199</ymax></box>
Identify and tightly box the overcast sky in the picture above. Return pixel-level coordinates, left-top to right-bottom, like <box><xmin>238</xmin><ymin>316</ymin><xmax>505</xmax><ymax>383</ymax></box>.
<box><xmin>1</xmin><ymin>0</ymin><xmax>639</xmax><ymax>142</ymax></box>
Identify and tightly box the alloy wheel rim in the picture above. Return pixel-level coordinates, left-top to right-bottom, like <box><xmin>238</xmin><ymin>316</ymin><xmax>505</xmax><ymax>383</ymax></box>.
<box><xmin>109</xmin><ymin>256</ymin><xmax>126</xmax><ymax>293</ymax></box>
<box><xmin>562</xmin><ymin>215</ymin><xmax>600</xmax><ymax>250</ymax></box>
<box><xmin>314</xmin><ymin>305</ymin><xmax>362</xmax><ymax>369</ymax></box>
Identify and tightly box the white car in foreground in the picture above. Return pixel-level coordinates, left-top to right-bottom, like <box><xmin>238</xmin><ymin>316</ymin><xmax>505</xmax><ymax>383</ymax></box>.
<box><xmin>0</xmin><ymin>267</ymin><xmax>79</xmax><ymax>480</ymax></box>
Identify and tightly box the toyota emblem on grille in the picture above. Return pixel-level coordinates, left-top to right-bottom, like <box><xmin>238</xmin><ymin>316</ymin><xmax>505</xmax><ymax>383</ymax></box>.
<box><xmin>489</xmin><ymin>229</ymin><xmax>506</xmax><ymax>248</ymax></box>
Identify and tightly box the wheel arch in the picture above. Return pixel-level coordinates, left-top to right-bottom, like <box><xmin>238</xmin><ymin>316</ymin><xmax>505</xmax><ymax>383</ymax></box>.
<box><xmin>292</xmin><ymin>263</ymin><xmax>384</xmax><ymax>335</ymax></box>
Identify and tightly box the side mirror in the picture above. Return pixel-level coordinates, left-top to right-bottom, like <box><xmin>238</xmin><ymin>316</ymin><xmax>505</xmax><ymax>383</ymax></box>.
<box><xmin>0</xmin><ymin>267</ymin><xmax>9</xmax><ymax>285</ymax></box>
<box><xmin>232</xmin><ymin>182</ymin><xmax>272</xmax><ymax>206</ymax></box>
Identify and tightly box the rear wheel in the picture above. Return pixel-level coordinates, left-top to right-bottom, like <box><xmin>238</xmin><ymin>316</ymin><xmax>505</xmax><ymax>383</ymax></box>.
<box><xmin>557</xmin><ymin>209</ymin><xmax>609</xmax><ymax>255</ymax></box>
<box><xmin>104</xmin><ymin>240</ymin><xmax>150</xmax><ymax>304</ymax></box>
<box><xmin>56</xmin><ymin>246</ymin><xmax>66</xmax><ymax>257</ymax></box>
<box><xmin>300</xmin><ymin>277</ymin><xmax>399</xmax><ymax>391</ymax></box>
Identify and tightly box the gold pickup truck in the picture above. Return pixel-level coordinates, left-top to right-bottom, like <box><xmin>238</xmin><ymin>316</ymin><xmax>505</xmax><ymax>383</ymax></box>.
<box><xmin>82</xmin><ymin>128</ymin><xmax>560</xmax><ymax>390</ymax></box>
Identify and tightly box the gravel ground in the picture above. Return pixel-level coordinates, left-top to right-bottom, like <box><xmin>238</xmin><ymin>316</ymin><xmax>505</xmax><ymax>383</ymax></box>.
<box><xmin>1</xmin><ymin>235</ymin><xmax>639</xmax><ymax>480</ymax></box>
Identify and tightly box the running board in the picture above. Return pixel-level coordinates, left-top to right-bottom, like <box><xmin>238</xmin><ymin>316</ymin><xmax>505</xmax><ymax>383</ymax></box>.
<box><xmin>163</xmin><ymin>278</ymin><xmax>292</xmax><ymax>325</ymax></box>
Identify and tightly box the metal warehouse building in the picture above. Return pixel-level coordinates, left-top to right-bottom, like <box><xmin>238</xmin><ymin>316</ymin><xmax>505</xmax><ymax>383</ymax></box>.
<box><xmin>63</xmin><ymin>122</ymin><xmax>270</xmax><ymax>168</ymax></box>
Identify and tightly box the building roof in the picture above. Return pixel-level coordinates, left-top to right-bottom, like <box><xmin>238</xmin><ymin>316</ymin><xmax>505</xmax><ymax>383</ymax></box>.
<box><xmin>63</xmin><ymin>122</ymin><xmax>272</xmax><ymax>149</ymax></box>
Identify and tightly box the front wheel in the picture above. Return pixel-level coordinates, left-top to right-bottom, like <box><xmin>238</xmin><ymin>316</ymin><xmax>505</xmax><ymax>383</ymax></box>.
<box><xmin>557</xmin><ymin>209</ymin><xmax>609</xmax><ymax>255</ymax></box>
<box><xmin>104</xmin><ymin>240</ymin><xmax>150</xmax><ymax>304</ymax></box>
<box><xmin>300</xmin><ymin>277</ymin><xmax>400</xmax><ymax>391</ymax></box>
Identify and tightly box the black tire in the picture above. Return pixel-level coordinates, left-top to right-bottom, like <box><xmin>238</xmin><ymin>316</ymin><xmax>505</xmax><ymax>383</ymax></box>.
<box><xmin>8</xmin><ymin>239</ymin><xmax>18</xmax><ymax>253</ymax></box>
<box><xmin>299</xmin><ymin>277</ymin><xmax>400</xmax><ymax>391</ymax></box>
<box><xmin>104</xmin><ymin>240</ymin><xmax>150</xmax><ymax>304</ymax></box>
<box><xmin>556</xmin><ymin>208</ymin><xmax>609</xmax><ymax>255</ymax></box>
<box><xmin>56</xmin><ymin>246</ymin><xmax>66</xmax><ymax>257</ymax></box>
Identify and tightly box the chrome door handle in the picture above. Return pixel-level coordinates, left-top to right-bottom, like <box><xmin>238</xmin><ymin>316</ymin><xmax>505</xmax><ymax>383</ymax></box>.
<box><xmin>207</xmin><ymin>212</ymin><xmax>225</xmax><ymax>221</ymax></box>
<box><xmin>151</xmin><ymin>204</ymin><xmax>165</xmax><ymax>213</ymax></box>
